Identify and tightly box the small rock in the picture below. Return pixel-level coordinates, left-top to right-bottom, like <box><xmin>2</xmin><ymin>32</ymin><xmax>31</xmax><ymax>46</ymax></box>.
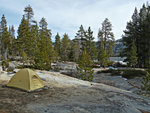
<box><xmin>43</xmin><ymin>86</ymin><xmax>49</xmax><ymax>90</ymax></box>
<box><xmin>34</xmin><ymin>95</ymin><xmax>38</xmax><ymax>98</ymax></box>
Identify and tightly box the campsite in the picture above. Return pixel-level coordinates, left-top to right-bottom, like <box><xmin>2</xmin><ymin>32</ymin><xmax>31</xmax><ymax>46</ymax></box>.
<box><xmin>0</xmin><ymin>67</ymin><xmax>150</xmax><ymax>113</ymax></box>
<box><xmin>1</xmin><ymin>0</ymin><xmax>150</xmax><ymax>113</ymax></box>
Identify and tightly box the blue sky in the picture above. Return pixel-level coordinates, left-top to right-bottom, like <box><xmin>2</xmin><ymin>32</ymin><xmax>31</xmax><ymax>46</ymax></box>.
<box><xmin>0</xmin><ymin>0</ymin><xmax>148</xmax><ymax>41</ymax></box>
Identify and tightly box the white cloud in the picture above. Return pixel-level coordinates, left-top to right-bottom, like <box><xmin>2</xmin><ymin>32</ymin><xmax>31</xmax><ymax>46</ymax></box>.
<box><xmin>0</xmin><ymin>0</ymin><xmax>148</xmax><ymax>41</ymax></box>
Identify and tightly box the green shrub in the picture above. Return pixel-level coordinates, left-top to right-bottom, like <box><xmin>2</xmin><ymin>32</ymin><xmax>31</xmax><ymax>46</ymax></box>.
<box><xmin>97</xmin><ymin>69</ymin><xmax>121</xmax><ymax>75</ymax></box>
<box><xmin>16</xmin><ymin>65</ymin><xmax>24</xmax><ymax>69</ymax></box>
<box><xmin>7</xmin><ymin>68</ymin><xmax>13</xmax><ymax>72</ymax></box>
<box><xmin>98</xmin><ymin>69</ymin><xmax>114</xmax><ymax>73</ymax></box>
<box><xmin>142</xmin><ymin>68</ymin><xmax>150</xmax><ymax>92</ymax></box>
<box><xmin>107</xmin><ymin>61</ymin><xmax>114</xmax><ymax>66</ymax></box>
<box><xmin>122</xmin><ymin>69</ymin><xmax>146</xmax><ymax>79</ymax></box>
<box><xmin>97</xmin><ymin>69</ymin><xmax>146</xmax><ymax>79</ymax></box>
<box><xmin>2</xmin><ymin>60</ymin><xmax>9</xmax><ymax>67</ymax></box>
<box><xmin>2</xmin><ymin>60</ymin><xmax>9</xmax><ymax>71</ymax></box>
<box><xmin>16</xmin><ymin>65</ymin><xmax>35</xmax><ymax>70</ymax></box>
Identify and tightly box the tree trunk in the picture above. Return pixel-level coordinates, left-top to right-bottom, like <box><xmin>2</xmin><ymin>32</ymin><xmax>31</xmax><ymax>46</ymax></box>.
<box><xmin>3</xmin><ymin>48</ymin><xmax>8</xmax><ymax>60</ymax></box>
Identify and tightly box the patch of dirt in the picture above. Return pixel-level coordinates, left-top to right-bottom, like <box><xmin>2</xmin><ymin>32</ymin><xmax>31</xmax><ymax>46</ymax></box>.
<box><xmin>0</xmin><ymin>81</ymin><xmax>63</xmax><ymax>113</ymax></box>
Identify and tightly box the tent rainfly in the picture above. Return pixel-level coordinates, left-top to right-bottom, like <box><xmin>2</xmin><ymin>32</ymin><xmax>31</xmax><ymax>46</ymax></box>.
<box><xmin>7</xmin><ymin>68</ymin><xmax>44</xmax><ymax>91</ymax></box>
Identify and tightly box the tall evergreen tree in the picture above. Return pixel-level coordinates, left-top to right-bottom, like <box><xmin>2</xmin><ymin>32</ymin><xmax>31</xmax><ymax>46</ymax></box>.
<box><xmin>36</xmin><ymin>17</ymin><xmax>55</xmax><ymax>70</ymax></box>
<box><xmin>72</xmin><ymin>39</ymin><xmax>80</xmax><ymax>62</ymax></box>
<box><xmin>54</xmin><ymin>33</ymin><xmax>61</xmax><ymax>60</ymax></box>
<box><xmin>85</xmin><ymin>27</ymin><xmax>97</xmax><ymax>60</ymax></box>
<box><xmin>140</xmin><ymin>4</ymin><xmax>150</xmax><ymax>67</ymax></box>
<box><xmin>98</xmin><ymin>18</ymin><xmax>114</xmax><ymax>55</ymax></box>
<box><xmin>98</xmin><ymin>18</ymin><xmax>114</xmax><ymax>52</ymax></box>
<box><xmin>30</xmin><ymin>21</ymin><xmax>39</xmax><ymax>61</ymax></box>
<box><xmin>61</xmin><ymin>33</ymin><xmax>70</xmax><ymax>61</ymax></box>
<box><xmin>97</xmin><ymin>18</ymin><xmax>114</xmax><ymax>65</ymax></box>
<box><xmin>122</xmin><ymin>3</ymin><xmax>150</xmax><ymax>67</ymax></box>
<box><xmin>126</xmin><ymin>42</ymin><xmax>138</xmax><ymax>67</ymax></box>
<box><xmin>17</xmin><ymin>15</ymin><xmax>30</xmax><ymax>57</ymax></box>
<box><xmin>9</xmin><ymin>25</ymin><xmax>15</xmax><ymax>55</ymax></box>
<box><xmin>24</xmin><ymin>5</ymin><xmax>34</xmax><ymax>26</ymax></box>
<box><xmin>122</xmin><ymin>8</ymin><xmax>140</xmax><ymax>65</ymax></box>
<box><xmin>98</xmin><ymin>46</ymin><xmax>108</xmax><ymax>67</ymax></box>
<box><xmin>9</xmin><ymin>25</ymin><xmax>15</xmax><ymax>38</ymax></box>
<box><xmin>75</xmin><ymin>25</ymin><xmax>86</xmax><ymax>53</ymax></box>
<box><xmin>17</xmin><ymin>6</ymin><xmax>38</xmax><ymax>64</ymax></box>
<box><xmin>0</xmin><ymin>15</ymin><xmax>10</xmax><ymax>60</ymax></box>
<box><xmin>68</xmin><ymin>40</ymin><xmax>74</xmax><ymax>61</ymax></box>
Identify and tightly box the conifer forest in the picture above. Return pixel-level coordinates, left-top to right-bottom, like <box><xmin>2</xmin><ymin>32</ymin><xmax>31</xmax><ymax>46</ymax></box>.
<box><xmin>0</xmin><ymin>2</ymin><xmax>150</xmax><ymax>88</ymax></box>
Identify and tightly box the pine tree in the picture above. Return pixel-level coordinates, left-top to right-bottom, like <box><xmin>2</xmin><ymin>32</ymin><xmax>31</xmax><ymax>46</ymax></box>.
<box><xmin>54</xmin><ymin>33</ymin><xmax>61</xmax><ymax>60</ymax></box>
<box><xmin>72</xmin><ymin>39</ymin><xmax>80</xmax><ymax>62</ymax></box>
<box><xmin>36</xmin><ymin>17</ymin><xmax>55</xmax><ymax>70</ymax></box>
<box><xmin>126</xmin><ymin>42</ymin><xmax>138</xmax><ymax>67</ymax></box>
<box><xmin>98</xmin><ymin>46</ymin><xmax>108</xmax><ymax>68</ymax></box>
<box><xmin>18</xmin><ymin>6</ymin><xmax>37</xmax><ymax>63</ymax></box>
<box><xmin>30</xmin><ymin>21</ymin><xmax>39</xmax><ymax>62</ymax></box>
<box><xmin>98</xmin><ymin>18</ymin><xmax>114</xmax><ymax>57</ymax></box>
<box><xmin>16</xmin><ymin>6</ymin><xmax>35</xmax><ymax>61</ymax></box>
<box><xmin>122</xmin><ymin>8</ymin><xmax>139</xmax><ymax>65</ymax></box>
<box><xmin>68</xmin><ymin>40</ymin><xmax>74</xmax><ymax>61</ymax></box>
<box><xmin>24</xmin><ymin>5</ymin><xmax>34</xmax><ymax>26</ymax></box>
<box><xmin>61</xmin><ymin>33</ymin><xmax>70</xmax><ymax>61</ymax></box>
<box><xmin>0</xmin><ymin>15</ymin><xmax>10</xmax><ymax>60</ymax></box>
<box><xmin>9</xmin><ymin>26</ymin><xmax>15</xmax><ymax>46</ymax></box>
<box><xmin>122</xmin><ymin>3</ymin><xmax>150</xmax><ymax>67</ymax></box>
<box><xmin>122</xmin><ymin>21</ymin><xmax>133</xmax><ymax>56</ymax></box>
<box><xmin>85</xmin><ymin>27</ymin><xmax>97</xmax><ymax>60</ymax></box>
<box><xmin>17</xmin><ymin>15</ymin><xmax>30</xmax><ymax>57</ymax></box>
<box><xmin>75</xmin><ymin>25</ymin><xmax>86</xmax><ymax>53</ymax></box>
<box><xmin>141</xmin><ymin>4</ymin><xmax>150</xmax><ymax>67</ymax></box>
<box><xmin>97</xmin><ymin>18</ymin><xmax>114</xmax><ymax>66</ymax></box>
<box><xmin>99</xmin><ymin>18</ymin><xmax>114</xmax><ymax>52</ymax></box>
<box><xmin>78</xmin><ymin>49</ymin><xmax>93</xmax><ymax>81</ymax></box>
<box><xmin>8</xmin><ymin>25</ymin><xmax>16</xmax><ymax>56</ymax></box>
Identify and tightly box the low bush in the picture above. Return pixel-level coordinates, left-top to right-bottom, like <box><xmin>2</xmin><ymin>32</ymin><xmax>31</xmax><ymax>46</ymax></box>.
<box><xmin>99</xmin><ymin>69</ymin><xmax>115</xmax><ymax>73</ymax></box>
<box><xmin>7</xmin><ymin>68</ymin><xmax>13</xmax><ymax>72</ymax></box>
<box><xmin>97</xmin><ymin>68</ymin><xmax>146</xmax><ymax>79</ymax></box>
<box><xmin>122</xmin><ymin>69</ymin><xmax>146</xmax><ymax>79</ymax></box>
<box><xmin>142</xmin><ymin>69</ymin><xmax>150</xmax><ymax>92</ymax></box>
<box><xmin>97</xmin><ymin>69</ymin><xmax>122</xmax><ymax>75</ymax></box>
<box><xmin>16</xmin><ymin>65</ymin><xmax>35</xmax><ymax>70</ymax></box>
<box><xmin>107</xmin><ymin>61</ymin><xmax>114</xmax><ymax>66</ymax></box>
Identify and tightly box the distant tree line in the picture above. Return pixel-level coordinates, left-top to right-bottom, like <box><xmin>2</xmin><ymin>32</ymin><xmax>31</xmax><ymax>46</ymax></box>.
<box><xmin>122</xmin><ymin>3</ymin><xmax>150</xmax><ymax>68</ymax></box>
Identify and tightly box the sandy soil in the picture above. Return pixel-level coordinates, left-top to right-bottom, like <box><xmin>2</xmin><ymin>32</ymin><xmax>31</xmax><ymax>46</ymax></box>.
<box><xmin>0</xmin><ymin>70</ymin><xmax>150</xmax><ymax>113</ymax></box>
